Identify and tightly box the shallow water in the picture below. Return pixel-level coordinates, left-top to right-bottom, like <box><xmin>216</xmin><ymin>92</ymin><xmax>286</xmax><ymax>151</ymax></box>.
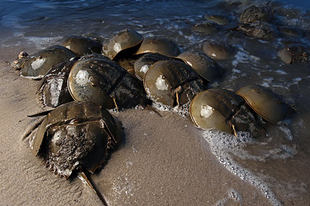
<box><xmin>1</xmin><ymin>0</ymin><xmax>310</xmax><ymax>205</ymax></box>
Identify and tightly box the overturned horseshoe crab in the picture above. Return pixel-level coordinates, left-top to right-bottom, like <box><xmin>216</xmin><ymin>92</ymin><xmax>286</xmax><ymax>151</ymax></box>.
<box><xmin>236</xmin><ymin>85</ymin><xmax>293</xmax><ymax>124</ymax></box>
<box><xmin>143</xmin><ymin>59</ymin><xmax>206</xmax><ymax>109</ymax></box>
<box><xmin>68</xmin><ymin>56</ymin><xmax>147</xmax><ymax>109</ymax></box>
<box><xmin>278</xmin><ymin>43</ymin><xmax>310</xmax><ymax>64</ymax></box>
<box><xmin>189</xmin><ymin>88</ymin><xmax>263</xmax><ymax>136</ymax></box>
<box><xmin>59</xmin><ymin>35</ymin><xmax>103</xmax><ymax>56</ymax></box>
<box><xmin>12</xmin><ymin>45</ymin><xmax>76</xmax><ymax>79</ymax></box>
<box><xmin>25</xmin><ymin>101</ymin><xmax>122</xmax><ymax>205</ymax></box>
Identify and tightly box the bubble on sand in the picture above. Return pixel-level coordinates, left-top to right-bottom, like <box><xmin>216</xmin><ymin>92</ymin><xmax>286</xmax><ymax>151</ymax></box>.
<box><xmin>227</xmin><ymin>188</ymin><xmax>242</xmax><ymax>203</ymax></box>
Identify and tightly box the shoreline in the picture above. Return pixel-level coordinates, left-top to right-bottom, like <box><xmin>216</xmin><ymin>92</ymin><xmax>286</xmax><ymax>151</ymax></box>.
<box><xmin>0</xmin><ymin>46</ymin><xmax>271</xmax><ymax>205</ymax></box>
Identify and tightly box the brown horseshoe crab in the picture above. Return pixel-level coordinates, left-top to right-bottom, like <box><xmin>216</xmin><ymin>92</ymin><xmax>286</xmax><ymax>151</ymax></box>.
<box><xmin>134</xmin><ymin>52</ymin><xmax>171</xmax><ymax>81</ymax></box>
<box><xmin>59</xmin><ymin>35</ymin><xmax>103</xmax><ymax>56</ymax></box>
<box><xmin>102</xmin><ymin>28</ymin><xmax>143</xmax><ymax>60</ymax></box>
<box><xmin>239</xmin><ymin>4</ymin><xmax>273</xmax><ymax>24</ymax></box>
<box><xmin>25</xmin><ymin>101</ymin><xmax>122</xmax><ymax>205</ymax></box>
<box><xmin>191</xmin><ymin>21</ymin><xmax>222</xmax><ymax>35</ymax></box>
<box><xmin>68</xmin><ymin>56</ymin><xmax>147</xmax><ymax>109</ymax></box>
<box><xmin>135</xmin><ymin>37</ymin><xmax>181</xmax><ymax>57</ymax></box>
<box><xmin>236</xmin><ymin>85</ymin><xmax>293</xmax><ymax>124</ymax></box>
<box><xmin>277</xmin><ymin>26</ymin><xmax>302</xmax><ymax>38</ymax></box>
<box><xmin>143</xmin><ymin>59</ymin><xmax>206</xmax><ymax>109</ymax></box>
<box><xmin>201</xmin><ymin>40</ymin><xmax>236</xmax><ymax>61</ymax></box>
<box><xmin>12</xmin><ymin>45</ymin><xmax>76</xmax><ymax>79</ymax></box>
<box><xmin>177</xmin><ymin>50</ymin><xmax>223</xmax><ymax>83</ymax></box>
<box><xmin>29</xmin><ymin>101</ymin><xmax>122</xmax><ymax>176</ymax></box>
<box><xmin>37</xmin><ymin>59</ymin><xmax>77</xmax><ymax>108</ymax></box>
<box><xmin>189</xmin><ymin>88</ymin><xmax>263</xmax><ymax>137</ymax></box>
<box><xmin>204</xmin><ymin>14</ymin><xmax>230</xmax><ymax>26</ymax></box>
<box><xmin>237</xmin><ymin>21</ymin><xmax>278</xmax><ymax>40</ymax></box>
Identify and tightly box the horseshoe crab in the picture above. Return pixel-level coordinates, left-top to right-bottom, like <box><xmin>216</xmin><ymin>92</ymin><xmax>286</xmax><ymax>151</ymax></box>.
<box><xmin>204</xmin><ymin>14</ymin><xmax>230</xmax><ymax>25</ymax></box>
<box><xmin>115</xmin><ymin>55</ymin><xmax>139</xmax><ymax>77</ymax></box>
<box><xmin>12</xmin><ymin>45</ymin><xmax>76</xmax><ymax>79</ymax></box>
<box><xmin>143</xmin><ymin>59</ymin><xmax>206</xmax><ymax>108</ymax></box>
<box><xmin>189</xmin><ymin>88</ymin><xmax>263</xmax><ymax>136</ymax></box>
<box><xmin>102</xmin><ymin>29</ymin><xmax>143</xmax><ymax>60</ymax></box>
<box><xmin>135</xmin><ymin>37</ymin><xmax>181</xmax><ymax>57</ymax></box>
<box><xmin>191</xmin><ymin>21</ymin><xmax>222</xmax><ymax>35</ymax></box>
<box><xmin>201</xmin><ymin>40</ymin><xmax>236</xmax><ymax>61</ymax></box>
<box><xmin>236</xmin><ymin>85</ymin><xmax>293</xmax><ymax>124</ymax></box>
<box><xmin>29</xmin><ymin>101</ymin><xmax>122</xmax><ymax>175</ymax></box>
<box><xmin>68</xmin><ymin>56</ymin><xmax>147</xmax><ymax>109</ymax></box>
<box><xmin>59</xmin><ymin>35</ymin><xmax>102</xmax><ymax>56</ymax></box>
<box><xmin>176</xmin><ymin>50</ymin><xmax>223</xmax><ymax>83</ymax></box>
<box><xmin>134</xmin><ymin>53</ymin><xmax>170</xmax><ymax>81</ymax></box>
<box><xmin>278</xmin><ymin>43</ymin><xmax>310</xmax><ymax>64</ymax></box>
<box><xmin>26</xmin><ymin>101</ymin><xmax>122</xmax><ymax>205</ymax></box>
<box><xmin>277</xmin><ymin>26</ymin><xmax>302</xmax><ymax>38</ymax></box>
<box><xmin>239</xmin><ymin>4</ymin><xmax>273</xmax><ymax>24</ymax></box>
<box><xmin>237</xmin><ymin>21</ymin><xmax>278</xmax><ymax>40</ymax></box>
<box><xmin>37</xmin><ymin>59</ymin><xmax>77</xmax><ymax>108</ymax></box>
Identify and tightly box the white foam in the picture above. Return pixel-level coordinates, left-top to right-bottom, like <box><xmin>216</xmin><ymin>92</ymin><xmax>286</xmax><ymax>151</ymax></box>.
<box><xmin>203</xmin><ymin>130</ymin><xmax>283</xmax><ymax>206</ymax></box>
<box><xmin>24</xmin><ymin>36</ymin><xmax>64</xmax><ymax>49</ymax></box>
<box><xmin>227</xmin><ymin>188</ymin><xmax>242</xmax><ymax>203</ymax></box>
<box><xmin>151</xmin><ymin>101</ymin><xmax>172</xmax><ymax>112</ymax></box>
<box><xmin>276</xmin><ymin>69</ymin><xmax>287</xmax><ymax>75</ymax></box>
<box><xmin>112</xmin><ymin>174</ymin><xmax>135</xmax><ymax>202</ymax></box>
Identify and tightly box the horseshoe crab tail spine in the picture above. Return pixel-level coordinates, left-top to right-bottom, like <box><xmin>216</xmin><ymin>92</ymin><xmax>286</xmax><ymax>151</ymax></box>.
<box><xmin>145</xmin><ymin>104</ymin><xmax>162</xmax><ymax>117</ymax></box>
<box><xmin>21</xmin><ymin>117</ymin><xmax>45</xmax><ymax>141</ymax></box>
<box><xmin>77</xmin><ymin>171</ymin><xmax>108</xmax><ymax>206</ymax></box>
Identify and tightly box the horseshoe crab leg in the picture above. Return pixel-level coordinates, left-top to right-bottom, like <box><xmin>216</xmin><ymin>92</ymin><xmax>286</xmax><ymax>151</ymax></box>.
<box><xmin>174</xmin><ymin>86</ymin><xmax>182</xmax><ymax>107</ymax></box>
<box><xmin>231</xmin><ymin>124</ymin><xmax>238</xmax><ymax>137</ymax></box>
<box><xmin>77</xmin><ymin>171</ymin><xmax>108</xmax><ymax>206</ymax></box>
<box><xmin>112</xmin><ymin>97</ymin><xmax>119</xmax><ymax>111</ymax></box>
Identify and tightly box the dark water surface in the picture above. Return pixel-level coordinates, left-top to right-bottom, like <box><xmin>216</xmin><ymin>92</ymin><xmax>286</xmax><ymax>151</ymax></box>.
<box><xmin>1</xmin><ymin>0</ymin><xmax>310</xmax><ymax>205</ymax></box>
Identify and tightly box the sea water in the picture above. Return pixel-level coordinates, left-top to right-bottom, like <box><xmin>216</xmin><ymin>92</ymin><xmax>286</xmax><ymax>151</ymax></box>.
<box><xmin>1</xmin><ymin>0</ymin><xmax>310</xmax><ymax>205</ymax></box>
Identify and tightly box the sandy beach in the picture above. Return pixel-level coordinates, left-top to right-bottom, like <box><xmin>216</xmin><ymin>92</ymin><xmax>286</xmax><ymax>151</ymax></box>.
<box><xmin>0</xmin><ymin>46</ymin><xmax>272</xmax><ymax>205</ymax></box>
<box><xmin>1</xmin><ymin>0</ymin><xmax>310</xmax><ymax>205</ymax></box>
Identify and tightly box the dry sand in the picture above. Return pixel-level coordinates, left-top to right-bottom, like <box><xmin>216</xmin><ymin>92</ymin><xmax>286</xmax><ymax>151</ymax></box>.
<box><xmin>0</xmin><ymin>47</ymin><xmax>272</xmax><ymax>205</ymax></box>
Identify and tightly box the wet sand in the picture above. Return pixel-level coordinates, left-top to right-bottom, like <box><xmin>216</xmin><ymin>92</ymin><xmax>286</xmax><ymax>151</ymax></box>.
<box><xmin>0</xmin><ymin>46</ymin><xmax>272</xmax><ymax>205</ymax></box>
